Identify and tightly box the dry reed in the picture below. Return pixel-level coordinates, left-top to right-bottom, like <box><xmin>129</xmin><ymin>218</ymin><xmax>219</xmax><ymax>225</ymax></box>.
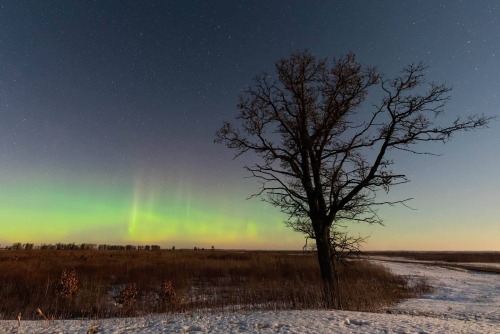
<box><xmin>0</xmin><ymin>249</ymin><xmax>430</xmax><ymax>319</ymax></box>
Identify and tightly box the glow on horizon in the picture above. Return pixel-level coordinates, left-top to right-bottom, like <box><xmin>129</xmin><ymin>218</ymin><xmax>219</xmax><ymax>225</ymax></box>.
<box><xmin>0</xmin><ymin>167</ymin><xmax>498</xmax><ymax>251</ymax></box>
<box><xmin>0</xmin><ymin>169</ymin><xmax>303</xmax><ymax>249</ymax></box>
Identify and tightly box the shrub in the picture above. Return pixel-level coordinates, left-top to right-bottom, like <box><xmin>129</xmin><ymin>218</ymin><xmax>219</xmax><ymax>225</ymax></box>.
<box><xmin>159</xmin><ymin>280</ymin><xmax>176</xmax><ymax>302</ymax></box>
<box><xmin>118</xmin><ymin>283</ymin><xmax>137</xmax><ymax>308</ymax></box>
<box><xmin>57</xmin><ymin>269</ymin><xmax>79</xmax><ymax>301</ymax></box>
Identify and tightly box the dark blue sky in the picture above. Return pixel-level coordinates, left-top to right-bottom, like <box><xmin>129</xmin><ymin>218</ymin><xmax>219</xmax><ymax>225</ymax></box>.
<box><xmin>0</xmin><ymin>1</ymin><xmax>498</xmax><ymax>249</ymax></box>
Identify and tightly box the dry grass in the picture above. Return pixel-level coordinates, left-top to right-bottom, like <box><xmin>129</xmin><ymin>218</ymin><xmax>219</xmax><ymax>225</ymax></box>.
<box><xmin>0</xmin><ymin>249</ymin><xmax>429</xmax><ymax>319</ymax></box>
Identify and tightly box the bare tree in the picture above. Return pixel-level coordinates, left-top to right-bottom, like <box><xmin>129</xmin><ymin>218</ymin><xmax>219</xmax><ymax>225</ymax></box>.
<box><xmin>216</xmin><ymin>51</ymin><xmax>491</xmax><ymax>309</ymax></box>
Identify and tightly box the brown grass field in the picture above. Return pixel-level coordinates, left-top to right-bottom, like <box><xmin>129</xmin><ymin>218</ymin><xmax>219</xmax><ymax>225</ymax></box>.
<box><xmin>0</xmin><ymin>249</ymin><xmax>432</xmax><ymax>320</ymax></box>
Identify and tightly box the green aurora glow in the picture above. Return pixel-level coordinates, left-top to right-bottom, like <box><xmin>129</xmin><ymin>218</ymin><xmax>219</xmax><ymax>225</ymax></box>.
<box><xmin>1</xmin><ymin>166</ymin><xmax>498</xmax><ymax>251</ymax></box>
<box><xmin>0</xmin><ymin>169</ymin><xmax>302</xmax><ymax>249</ymax></box>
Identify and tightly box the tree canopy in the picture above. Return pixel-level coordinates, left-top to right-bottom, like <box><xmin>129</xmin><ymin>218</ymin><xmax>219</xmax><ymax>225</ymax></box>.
<box><xmin>216</xmin><ymin>51</ymin><xmax>491</xmax><ymax>308</ymax></box>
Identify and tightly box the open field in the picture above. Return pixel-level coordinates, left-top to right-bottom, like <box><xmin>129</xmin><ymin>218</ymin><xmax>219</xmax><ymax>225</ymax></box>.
<box><xmin>0</xmin><ymin>258</ymin><xmax>498</xmax><ymax>333</ymax></box>
<box><xmin>0</xmin><ymin>249</ymin><xmax>426</xmax><ymax>320</ymax></box>
<box><xmin>365</xmin><ymin>251</ymin><xmax>500</xmax><ymax>263</ymax></box>
<box><xmin>365</xmin><ymin>251</ymin><xmax>500</xmax><ymax>274</ymax></box>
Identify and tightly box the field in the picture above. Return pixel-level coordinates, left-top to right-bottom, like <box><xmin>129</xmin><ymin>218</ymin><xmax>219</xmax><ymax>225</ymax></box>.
<box><xmin>366</xmin><ymin>251</ymin><xmax>500</xmax><ymax>274</ymax></box>
<box><xmin>0</xmin><ymin>249</ymin><xmax>428</xmax><ymax>320</ymax></box>
<box><xmin>0</xmin><ymin>251</ymin><xmax>498</xmax><ymax>333</ymax></box>
<box><xmin>366</xmin><ymin>251</ymin><xmax>500</xmax><ymax>263</ymax></box>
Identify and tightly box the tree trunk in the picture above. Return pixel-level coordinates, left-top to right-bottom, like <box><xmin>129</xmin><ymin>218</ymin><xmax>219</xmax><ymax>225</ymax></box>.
<box><xmin>315</xmin><ymin>227</ymin><xmax>342</xmax><ymax>309</ymax></box>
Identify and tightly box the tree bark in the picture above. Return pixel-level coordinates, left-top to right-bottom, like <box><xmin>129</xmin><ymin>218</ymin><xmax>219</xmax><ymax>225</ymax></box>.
<box><xmin>315</xmin><ymin>226</ymin><xmax>342</xmax><ymax>309</ymax></box>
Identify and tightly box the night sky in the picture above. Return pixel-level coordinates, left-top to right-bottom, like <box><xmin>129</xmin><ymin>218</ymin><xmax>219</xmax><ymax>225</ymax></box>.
<box><xmin>1</xmin><ymin>1</ymin><xmax>499</xmax><ymax>250</ymax></box>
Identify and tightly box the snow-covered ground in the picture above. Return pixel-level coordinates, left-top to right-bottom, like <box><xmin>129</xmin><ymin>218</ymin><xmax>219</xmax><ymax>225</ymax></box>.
<box><xmin>1</xmin><ymin>260</ymin><xmax>498</xmax><ymax>334</ymax></box>
<box><xmin>379</xmin><ymin>260</ymin><xmax>500</xmax><ymax>323</ymax></box>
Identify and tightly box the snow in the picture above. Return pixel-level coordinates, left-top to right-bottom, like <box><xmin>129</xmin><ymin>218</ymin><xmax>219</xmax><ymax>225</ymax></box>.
<box><xmin>377</xmin><ymin>260</ymin><xmax>500</xmax><ymax>323</ymax></box>
<box><xmin>1</xmin><ymin>260</ymin><xmax>499</xmax><ymax>334</ymax></box>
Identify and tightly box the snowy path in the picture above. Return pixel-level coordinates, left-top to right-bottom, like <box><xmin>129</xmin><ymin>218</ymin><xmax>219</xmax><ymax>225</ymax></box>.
<box><xmin>380</xmin><ymin>260</ymin><xmax>500</xmax><ymax>323</ymax></box>
<box><xmin>1</xmin><ymin>261</ymin><xmax>498</xmax><ymax>334</ymax></box>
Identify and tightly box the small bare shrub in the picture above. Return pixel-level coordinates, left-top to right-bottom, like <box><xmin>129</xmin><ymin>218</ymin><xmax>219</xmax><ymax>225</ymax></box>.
<box><xmin>159</xmin><ymin>280</ymin><xmax>176</xmax><ymax>302</ymax></box>
<box><xmin>119</xmin><ymin>283</ymin><xmax>137</xmax><ymax>308</ymax></box>
<box><xmin>158</xmin><ymin>280</ymin><xmax>185</xmax><ymax>311</ymax></box>
<box><xmin>411</xmin><ymin>276</ymin><xmax>433</xmax><ymax>295</ymax></box>
<box><xmin>86</xmin><ymin>324</ymin><xmax>99</xmax><ymax>334</ymax></box>
<box><xmin>57</xmin><ymin>269</ymin><xmax>79</xmax><ymax>301</ymax></box>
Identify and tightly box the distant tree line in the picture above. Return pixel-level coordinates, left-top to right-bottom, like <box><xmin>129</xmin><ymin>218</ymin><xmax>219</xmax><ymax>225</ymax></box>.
<box><xmin>4</xmin><ymin>242</ymin><xmax>162</xmax><ymax>251</ymax></box>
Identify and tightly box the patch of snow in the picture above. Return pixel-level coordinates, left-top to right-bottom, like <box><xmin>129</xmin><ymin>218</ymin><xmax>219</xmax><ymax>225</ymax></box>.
<box><xmin>378</xmin><ymin>260</ymin><xmax>500</xmax><ymax>323</ymax></box>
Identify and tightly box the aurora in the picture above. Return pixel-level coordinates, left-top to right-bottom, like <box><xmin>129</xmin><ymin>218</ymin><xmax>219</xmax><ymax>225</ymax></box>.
<box><xmin>0</xmin><ymin>167</ymin><xmax>301</xmax><ymax>249</ymax></box>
